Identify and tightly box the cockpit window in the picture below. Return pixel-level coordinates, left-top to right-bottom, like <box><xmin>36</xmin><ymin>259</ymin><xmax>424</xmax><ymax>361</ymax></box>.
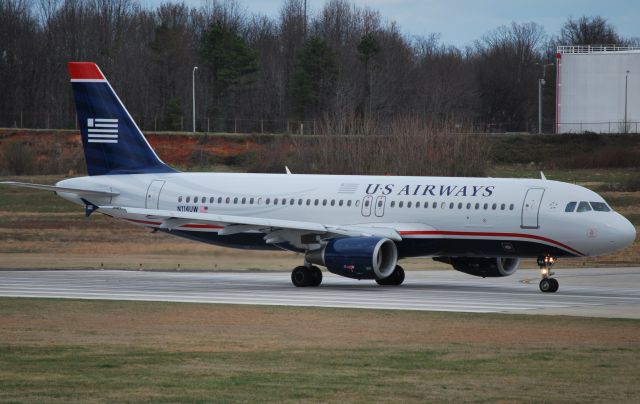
<box><xmin>590</xmin><ymin>202</ymin><xmax>611</xmax><ymax>212</ymax></box>
<box><xmin>576</xmin><ymin>201</ymin><xmax>592</xmax><ymax>212</ymax></box>
<box><xmin>565</xmin><ymin>202</ymin><xmax>577</xmax><ymax>212</ymax></box>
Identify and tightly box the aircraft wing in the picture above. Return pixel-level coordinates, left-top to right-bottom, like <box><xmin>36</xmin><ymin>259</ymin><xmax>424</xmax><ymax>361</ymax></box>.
<box><xmin>0</xmin><ymin>181</ymin><xmax>118</xmax><ymax>197</ymax></box>
<box><xmin>97</xmin><ymin>206</ymin><xmax>403</xmax><ymax>242</ymax></box>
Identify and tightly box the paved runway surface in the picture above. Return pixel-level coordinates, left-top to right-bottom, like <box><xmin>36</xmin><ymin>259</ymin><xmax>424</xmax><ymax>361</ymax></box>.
<box><xmin>1</xmin><ymin>268</ymin><xmax>639</xmax><ymax>318</ymax></box>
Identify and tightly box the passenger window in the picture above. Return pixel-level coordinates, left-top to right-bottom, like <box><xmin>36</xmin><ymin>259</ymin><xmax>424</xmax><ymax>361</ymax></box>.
<box><xmin>218</xmin><ymin>197</ymin><xmax>222</xmax><ymax>204</ymax></box>
<box><xmin>201</xmin><ymin>196</ymin><xmax>205</xmax><ymax>202</ymax></box>
<box><xmin>274</xmin><ymin>198</ymin><xmax>279</xmax><ymax>205</ymax></box>
<box><xmin>441</xmin><ymin>202</ymin><xmax>446</xmax><ymax>209</ymax></box>
<box><xmin>314</xmin><ymin>199</ymin><xmax>319</xmax><ymax>206</ymax></box>
<box><xmin>348</xmin><ymin>200</ymin><xmax>352</xmax><ymax>207</ymax></box>
<box><xmin>399</xmin><ymin>201</ymin><xmax>403</xmax><ymax>208</ymax></box>
<box><xmin>424</xmin><ymin>201</ymin><xmax>428</xmax><ymax>208</ymax></box>
<box><xmin>266</xmin><ymin>198</ymin><xmax>270</xmax><ymax>205</ymax></box>
<box><xmin>186</xmin><ymin>196</ymin><xmax>190</xmax><ymax>203</ymax></box>
<box><xmin>416</xmin><ymin>201</ymin><xmax>420</xmax><ymax>208</ymax></box>
<box><xmin>407</xmin><ymin>201</ymin><xmax>412</xmax><ymax>208</ymax></box>
<box><xmin>492</xmin><ymin>203</ymin><xmax>497</xmax><ymax>210</ymax></box>
<box><xmin>458</xmin><ymin>202</ymin><xmax>462</xmax><ymax>209</ymax></box>
<box><xmin>290</xmin><ymin>199</ymin><xmax>294</xmax><ymax>205</ymax></box>
<box><xmin>233</xmin><ymin>197</ymin><xmax>238</xmax><ymax>204</ymax></box>
<box><xmin>194</xmin><ymin>197</ymin><xmax>199</xmax><ymax>203</ymax></box>
<box><xmin>250</xmin><ymin>198</ymin><xmax>254</xmax><ymax>204</ymax></box>
<box><xmin>565</xmin><ymin>202</ymin><xmax>577</xmax><ymax>212</ymax></box>
<box><xmin>509</xmin><ymin>204</ymin><xmax>514</xmax><ymax>210</ymax></box>
<box><xmin>475</xmin><ymin>203</ymin><xmax>480</xmax><ymax>210</ymax></box>
<box><xmin>589</xmin><ymin>202</ymin><xmax>610</xmax><ymax>212</ymax></box>
<box><xmin>226</xmin><ymin>197</ymin><xmax>230</xmax><ymax>204</ymax></box>
<box><xmin>576</xmin><ymin>201</ymin><xmax>592</xmax><ymax>212</ymax></box>
<box><xmin>339</xmin><ymin>200</ymin><xmax>343</xmax><ymax>206</ymax></box>
<box><xmin>210</xmin><ymin>197</ymin><xmax>214</xmax><ymax>203</ymax></box>
<box><xmin>306</xmin><ymin>199</ymin><xmax>311</xmax><ymax>205</ymax></box>
<box><xmin>390</xmin><ymin>201</ymin><xmax>395</xmax><ymax>208</ymax></box>
<box><xmin>378</xmin><ymin>200</ymin><xmax>383</xmax><ymax>207</ymax></box>
<box><xmin>449</xmin><ymin>202</ymin><xmax>454</xmax><ymax>209</ymax></box>
<box><xmin>178</xmin><ymin>196</ymin><xmax>183</xmax><ymax>203</ymax></box>
<box><xmin>466</xmin><ymin>203</ymin><xmax>471</xmax><ymax>209</ymax></box>
<box><xmin>483</xmin><ymin>203</ymin><xmax>488</xmax><ymax>210</ymax></box>
<box><xmin>298</xmin><ymin>199</ymin><xmax>303</xmax><ymax>205</ymax></box>
<box><xmin>323</xmin><ymin>199</ymin><xmax>327</xmax><ymax>206</ymax></box>
<box><xmin>500</xmin><ymin>203</ymin><xmax>505</xmax><ymax>210</ymax></box>
<box><xmin>432</xmin><ymin>202</ymin><xmax>437</xmax><ymax>209</ymax></box>
<box><xmin>355</xmin><ymin>200</ymin><xmax>360</xmax><ymax>207</ymax></box>
<box><xmin>331</xmin><ymin>200</ymin><xmax>335</xmax><ymax>206</ymax></box>
<box><xmin>241</xmin><ymin>197</ymin><xmax>246</xmax><ymax>204</ymax></box>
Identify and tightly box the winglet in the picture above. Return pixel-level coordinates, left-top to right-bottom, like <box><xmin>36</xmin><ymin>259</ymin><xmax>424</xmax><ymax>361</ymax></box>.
<box><xmin>285</xmin><ymin>166</ymin><xmax>292</xmax><ymax>174</ymax></box>
<box><xmin>540</xmin><ymin>171</ymin><xmax>546</xmax><ymax>180</ymax></box>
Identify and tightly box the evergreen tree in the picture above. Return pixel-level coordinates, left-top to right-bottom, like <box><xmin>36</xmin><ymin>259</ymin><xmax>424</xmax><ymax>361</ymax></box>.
<box><xmin>289</xmin><ymin>37</ymin><xmax>337</xmax><ymax>120</ymax></box>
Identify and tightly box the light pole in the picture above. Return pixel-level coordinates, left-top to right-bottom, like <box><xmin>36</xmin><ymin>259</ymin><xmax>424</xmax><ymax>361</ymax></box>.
<box><xmin>537</xmin><ymin>63</ymin><xmax>554</xmax><ymax>134</ymax></box>
<box><xmin>192</xmin><ymin>66</ymin><xmax>198</xmax><ymax>133</ymax></box>
<box><xmin>625</xmin><ymin>70</ymin><xmax>630</xmax><ymax>134</ymax></box>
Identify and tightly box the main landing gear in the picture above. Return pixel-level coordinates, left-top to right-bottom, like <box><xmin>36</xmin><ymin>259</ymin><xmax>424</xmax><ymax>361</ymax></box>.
<box><xmin>291</xmin><ymin>264</ymin><xmax>323</xmax><ymax>287</ymax></box>
<box><xmin>537</xmin><ymin>255</ymin><xmax>559</xmax><ymax>293</ymax></box>
<box><xmin>376</xmin><ymin>265</ymin><xmax>405</xmax><ymax>286</ymax></box>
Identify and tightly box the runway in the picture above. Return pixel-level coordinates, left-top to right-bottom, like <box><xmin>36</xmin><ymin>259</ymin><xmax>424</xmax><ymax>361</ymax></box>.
<box><xmin>0</xmin><ymin>268</ymin><xmax>639</xmax><ymax>318</ymax></box>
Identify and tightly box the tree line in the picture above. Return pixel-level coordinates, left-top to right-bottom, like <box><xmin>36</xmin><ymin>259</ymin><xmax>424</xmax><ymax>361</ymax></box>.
<box><xmin>1</xmin><ymin>0</ymin><xmax>636</xmax><ymax>133</ymax></box>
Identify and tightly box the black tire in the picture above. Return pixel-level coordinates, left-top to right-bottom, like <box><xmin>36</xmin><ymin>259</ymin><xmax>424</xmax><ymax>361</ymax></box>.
<box><xmin>539</xmin><ymin>278</ymin><xmax>551</xmax><ymax>293</ymax></box>
<box><xmin>292</xmin><ymin>266</ymin><xmax>310</xmax><ymax>287</ymax></box>
<box><xmin>376</xmin><ymin>265</ymin><xmax>405</xmax><ymax>286</ymax></box>
<box><xmin>310</xmin><ymin>266</ymin><xmax>323</xmax><ymax>287</ymax></box>
<box><xmin>549</xmin><ymin>278</ymin><xmax>559</xmax><ymax>293</ymax></box>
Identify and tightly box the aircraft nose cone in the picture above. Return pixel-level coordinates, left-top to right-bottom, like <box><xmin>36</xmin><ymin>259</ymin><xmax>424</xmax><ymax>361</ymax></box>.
<box><xmin>614</xmin><ymin>214</ymin><xmax>636</xmax><ymax>250</ymax></box>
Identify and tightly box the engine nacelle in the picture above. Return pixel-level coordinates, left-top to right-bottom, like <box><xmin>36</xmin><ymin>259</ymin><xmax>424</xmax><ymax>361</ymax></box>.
<box><xmin>436</xmin><ymin>257</ymin><xmax>521</xmax><ymax>278</ymax></box>
<box><xmin>306</xmin><ymin>237</ymin><xmax>398</xmax><ymax>280</ymax></box>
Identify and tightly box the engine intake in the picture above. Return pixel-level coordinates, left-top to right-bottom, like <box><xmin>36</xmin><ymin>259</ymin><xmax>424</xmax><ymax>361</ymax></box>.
<box><xmin>306</xmin><ymin>237</ymin><xmax>398</xmax><ymax>280</ymax></box>
<box><xmin>436</xmin><ymin>257</ymin><xmax>520</xmax><ymax>278</ymax></box>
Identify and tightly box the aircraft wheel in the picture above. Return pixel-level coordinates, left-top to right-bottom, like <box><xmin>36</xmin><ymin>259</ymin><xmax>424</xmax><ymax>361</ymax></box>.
<box><xmin>376</xmin><ymin>265</ymin><xmax>405</xmax><ymax>286</ymax></box>
<box><xmin>310</xmin><ymin>266</ymin><xmax>323</xmax><ymax>287</ymax></box>
<box><xmin>539</xmin><ymin>278</ymin><xmax>551</xmax><ymax>293</ymax></box>
<box><xmin>549</xmin><ymin>278</ymin><xmax>559</xmax><ymax>293</ymax></box>
<box><xmin>292</xmin><ymin>266</ymin><xmax>311</xmax><ymax>287</ymax></box>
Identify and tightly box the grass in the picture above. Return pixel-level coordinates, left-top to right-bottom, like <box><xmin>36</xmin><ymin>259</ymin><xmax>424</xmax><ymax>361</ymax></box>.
<box><xmin>0</xmin><ymin>298</ymin><xmax>639</xmax><ymax>402</ymax></box>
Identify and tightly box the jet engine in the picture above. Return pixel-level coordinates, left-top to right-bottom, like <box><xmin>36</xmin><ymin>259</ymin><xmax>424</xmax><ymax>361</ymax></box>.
<box><xmin>435</xmin><ymin>257</ymin><xmax>521</xmax><ymax>278</ymax></box>
<box><xmin>306</xmin><ymin>237</ymin><xmax>398</xmax><ymax>280</ymax></box>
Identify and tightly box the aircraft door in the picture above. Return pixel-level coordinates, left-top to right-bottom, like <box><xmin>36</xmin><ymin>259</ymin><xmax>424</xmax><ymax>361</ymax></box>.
<box><xmin>521</xmin><ymin>188</ymin><xmax>545</xmax><ymax>229</ymax></box>
<box><xmin>145</xmin><ymin>180</ymin><xmax>165</xmax><ymax>209</ymax></box>
<box><xmin>361</xmin><ymin>195</ymin><xmax>373</xmax><ymax>217</ymax></box>
<box><xmin>374</xmin><ymin>195</ymin><xmax>386</xmax><ymax>217</ymax></box>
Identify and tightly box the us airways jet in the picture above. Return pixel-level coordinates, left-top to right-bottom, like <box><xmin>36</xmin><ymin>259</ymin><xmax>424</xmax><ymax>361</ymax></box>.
<box><xmin>2</xmin><ymin>63</ymin><xmax>636</xmax><ymax>293</ymax></box>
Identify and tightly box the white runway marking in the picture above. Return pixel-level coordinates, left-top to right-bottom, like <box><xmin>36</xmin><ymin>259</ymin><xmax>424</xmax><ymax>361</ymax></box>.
<box><xmin>0</xmin><ymin>268</ymin><xmax>639</xmax><ymax>318</ymax></box>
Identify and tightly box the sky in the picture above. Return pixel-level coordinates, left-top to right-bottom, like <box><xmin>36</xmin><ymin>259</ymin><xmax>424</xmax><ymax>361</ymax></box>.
<box><xmin>145</xmin><ymin>0</ymin><xmax>639</xmax><ymax>47</ymax></box>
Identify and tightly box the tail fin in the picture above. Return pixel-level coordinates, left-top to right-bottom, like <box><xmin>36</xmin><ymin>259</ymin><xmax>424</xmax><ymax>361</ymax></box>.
<box><xmin>68</xmin><ymin>62</ymin><xmax>175</xmax><ymax>176</ymax></box>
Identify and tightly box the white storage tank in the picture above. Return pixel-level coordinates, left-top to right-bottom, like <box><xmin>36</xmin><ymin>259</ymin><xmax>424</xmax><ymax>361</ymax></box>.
<box><xmin>556</xmin><ymin>45</ymin><xmax>640</xmax><ymax>133</ymax></box>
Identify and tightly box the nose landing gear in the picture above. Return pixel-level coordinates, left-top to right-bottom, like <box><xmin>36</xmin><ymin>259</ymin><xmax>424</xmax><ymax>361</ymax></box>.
<box><xmin>537</xmin><ymin>255</ymin><xmax>559</xmax><ymax>293</ymax></box>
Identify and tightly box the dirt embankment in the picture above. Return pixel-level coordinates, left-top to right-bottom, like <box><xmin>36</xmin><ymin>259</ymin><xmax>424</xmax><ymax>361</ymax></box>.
<box><xmin>0</xmin><ymin>129</ymin><xmax>259</xmax><ymax>174</ymax></box>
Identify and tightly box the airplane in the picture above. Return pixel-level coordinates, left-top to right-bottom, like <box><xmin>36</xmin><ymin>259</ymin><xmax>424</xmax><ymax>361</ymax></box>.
<box><xmin>1</xmin><ymin>62</ymin><xmax>636</xmax><ymax>293</ymax></box>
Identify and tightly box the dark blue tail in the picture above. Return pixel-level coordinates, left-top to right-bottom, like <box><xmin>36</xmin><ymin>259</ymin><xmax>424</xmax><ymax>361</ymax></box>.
<box><xmin>68</xmin><ymin>62</ymin><xmax>175</xmax><ymax>176</ymax></box>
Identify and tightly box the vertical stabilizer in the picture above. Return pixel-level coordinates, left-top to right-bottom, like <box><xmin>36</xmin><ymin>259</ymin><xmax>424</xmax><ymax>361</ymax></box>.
<box><xmin>68</xmin><ymin>62</ymin><xmax>175</xmax><ymax>175</ymax></box>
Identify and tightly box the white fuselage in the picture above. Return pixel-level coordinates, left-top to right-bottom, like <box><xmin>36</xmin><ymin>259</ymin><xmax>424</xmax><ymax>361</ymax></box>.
<box><xmin>56</xmin><ymin>172</ymin><xmax>636</xmax><ymax>259</ymax></box>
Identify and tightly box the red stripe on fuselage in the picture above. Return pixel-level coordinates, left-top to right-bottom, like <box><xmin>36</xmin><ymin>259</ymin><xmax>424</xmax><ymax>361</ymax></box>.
<box><xmin>399</xmin><ymin>230</ymin><xmax>583</xmax><ymax>256</ymax></box>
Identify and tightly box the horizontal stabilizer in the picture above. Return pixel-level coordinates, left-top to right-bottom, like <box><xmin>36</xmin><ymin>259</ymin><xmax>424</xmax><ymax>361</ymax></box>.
<box><xmin>0</xmin><ymin>181</ymin><xmax>118</xmax><ymax>197</ymax></box>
